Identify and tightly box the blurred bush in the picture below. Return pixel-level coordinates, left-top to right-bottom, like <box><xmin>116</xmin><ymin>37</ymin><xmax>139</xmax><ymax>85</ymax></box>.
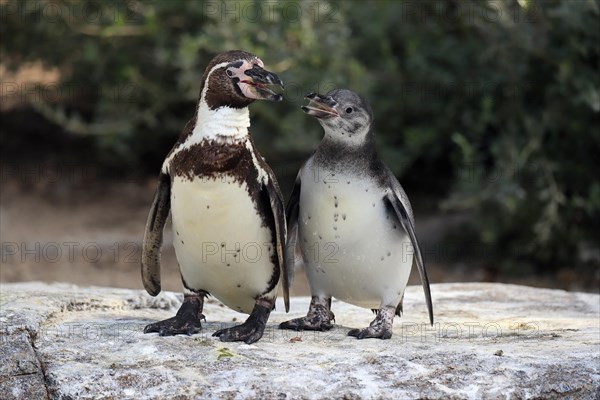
<box><xmin>1</xmin><ymin>0</ymin><xmax>599</xmax><ymax>275</ymax></box>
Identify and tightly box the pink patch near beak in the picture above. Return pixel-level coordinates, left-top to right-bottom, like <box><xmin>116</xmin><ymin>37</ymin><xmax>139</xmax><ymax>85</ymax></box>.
<box><xmin>227</xmin><ymin>60</ymin><xmax>264</xmax><ymax>100</ymax></box>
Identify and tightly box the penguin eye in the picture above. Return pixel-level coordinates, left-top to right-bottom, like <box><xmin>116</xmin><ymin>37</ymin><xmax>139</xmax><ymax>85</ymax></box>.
<box><xmin>345</xmin><ymin>107</ymin><xmax>353</xmax><ymax>114</ymax></box>
<box><xmin>226</xmin><ymin>69</ymin><xmax>234</xmax><ymax>77</ymax></box>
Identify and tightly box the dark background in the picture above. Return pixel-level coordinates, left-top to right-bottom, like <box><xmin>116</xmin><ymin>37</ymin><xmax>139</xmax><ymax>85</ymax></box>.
<box><xmin>1</xmin><ymin>0</ymin><xmax>598</xmax><ymax>293</ymax></box>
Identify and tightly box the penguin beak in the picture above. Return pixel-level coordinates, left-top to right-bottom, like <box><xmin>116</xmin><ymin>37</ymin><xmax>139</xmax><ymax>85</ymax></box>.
<box><xmin>240</xmin><ymin>65</ymin><xmax>284</xmax><ymax>102</ymax></box>
<box><xmin>301</xmin><ymin>93</ymin><xmax>339</xmax><ymax>119</ymax></box>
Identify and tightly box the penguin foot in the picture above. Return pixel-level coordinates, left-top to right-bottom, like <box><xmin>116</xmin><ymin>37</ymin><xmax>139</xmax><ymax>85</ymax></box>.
<box><xmin>279</xmin><ymin>315</ymin><xmax>334</xmax><ymax>331</ymax></box>
<box><xmin>144</xmin><ymin>294</ymin><xmax>205</xmax><ymax>336</ymax></box>
<box><xmin>144</xmin><ymin>315</ymin><xmax>204</xmax><ymax>336</ymax></box>
<box><xmin>279</xmin><ymin>296</ymin><xmax>334</xmax><ymax>331</ymax></box>
<box><xmin>347</xmin><ymin>305</ymin><xmax>395</xmax><ymax>340</ymax></box>
<box><xmin>212</xmin><ymin>301</ymin><xmax>272</xmax><ymax>344</ymax></box>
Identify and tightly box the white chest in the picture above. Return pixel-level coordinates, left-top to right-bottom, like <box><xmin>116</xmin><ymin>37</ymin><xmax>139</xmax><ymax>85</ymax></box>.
<box><xmin>297</xmin><ymin>163</ymin><xmax>413</xmax><ymax>308</ymax></box>
<box><xmin>170</xmin><ymin>175</ymin><xmax>276</xmax><ymax>313</ymax></box>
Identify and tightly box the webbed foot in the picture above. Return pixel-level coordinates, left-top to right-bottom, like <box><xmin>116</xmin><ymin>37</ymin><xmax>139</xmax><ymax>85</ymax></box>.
<box><xmin>279</xmin><ymin>296</ymin><xmax>334</xmax><ymax>331</ymax></box>
<box><xmin>347</xmin><ymin>305</ymin><xmax>395</xmax><ymax>340</ymax></box>
<box><xmin>212</xmin><ymin>300</ymin><xmax>272</xmax><ymax>344</ymax></box>
<box><xmin>144</xmin><ymin>294</ymin><xmax>205</xmax><ymax>336</ymax></box>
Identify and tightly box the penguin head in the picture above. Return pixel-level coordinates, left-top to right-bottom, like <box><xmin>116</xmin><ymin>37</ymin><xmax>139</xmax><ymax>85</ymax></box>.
<box><xmin>302</xmin><ymin>89</ymin><xmax>374</xmax><ymax>144</ymax></box>
<box><xmin>199</xmin><ymin>50</ymin><xmax>284</xmax><ymax>110</ymax></box>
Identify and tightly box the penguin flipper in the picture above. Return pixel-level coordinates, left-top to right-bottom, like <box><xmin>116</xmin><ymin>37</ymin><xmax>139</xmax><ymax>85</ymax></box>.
<box><xmin>263</xmin><ymin>174</ymin><xmax>290</xmax><ymax>313</ymax></box>
<box><xmin>284</xmin><ymin>170</ymin><xmax>302</xmax><ymax>291</ymax></box>
<box><xmin>141</xmin><ymin>172</ymin><xmax>171</xmax><ymax>296</ymax></box>
<box><xmin>383</xmin><ymin>190</ymin><xmax>434</xmax><ymax>326</ymax></box>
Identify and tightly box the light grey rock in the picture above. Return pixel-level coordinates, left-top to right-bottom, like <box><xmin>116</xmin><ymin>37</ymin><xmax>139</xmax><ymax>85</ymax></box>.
<box><xmin>0</xmin><ymin>333</ymin><xmax>48</xmax><ymax>399</ymax></box>
<box><xmin>0</xmin><ymin>282</ymin><xmax>598</xmax><ymax>399</ymax></box>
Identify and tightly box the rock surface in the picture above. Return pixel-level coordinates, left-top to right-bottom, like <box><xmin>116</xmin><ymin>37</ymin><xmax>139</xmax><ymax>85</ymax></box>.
<box><xmin>0</xmin><ymin>282</ymin><xmax>598</xmax><ymax>399</ymax></box>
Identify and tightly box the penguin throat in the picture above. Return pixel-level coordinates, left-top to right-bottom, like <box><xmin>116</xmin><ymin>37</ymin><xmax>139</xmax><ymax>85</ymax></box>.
<box><xmin>190</xmin><ymin>60</ymin><xmax>251</xmax><ymax>144</ymax></box>
<box><xmin>322</xmin><ymin>126</ymin><xmax>369</xmax><ymax>148</ymax></box>
<box><xmin>191</xmin><ymin>101</ymin><xmax>250</xmax><ymax>144</ymax></box>
<box><xmin>316</xmin><ymin>133</ymin><xmax>378</xmax><ymax>175</ymax></box>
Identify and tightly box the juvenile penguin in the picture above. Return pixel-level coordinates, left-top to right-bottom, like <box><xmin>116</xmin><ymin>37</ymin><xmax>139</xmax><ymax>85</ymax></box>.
<box><xmin>142</xmin><ymin>50</ymin><xmax>289</xmax><ymax>344</ymax></box>
<box><xmin>279</xmin><ymin>89</ymin><xmax>433</xmax><ymax>339</ymax></box>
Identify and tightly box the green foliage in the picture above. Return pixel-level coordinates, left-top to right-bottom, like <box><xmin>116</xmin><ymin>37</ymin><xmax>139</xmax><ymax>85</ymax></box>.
<box><xmin>1</xmin><ymin>0</ymin><xmax>599</xmax><ymax>273</ymax></box>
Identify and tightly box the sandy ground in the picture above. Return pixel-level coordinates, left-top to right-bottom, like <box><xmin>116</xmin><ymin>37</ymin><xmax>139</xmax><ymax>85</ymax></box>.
<box><xmin>0</xmin><ymin>176</ymin><xmax>596</xmax><ymax>295</ymax></box>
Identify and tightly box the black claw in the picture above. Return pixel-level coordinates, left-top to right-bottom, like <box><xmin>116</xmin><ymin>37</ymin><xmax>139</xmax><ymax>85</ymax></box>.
<box><xmin>185</xmin><ymin>326</ymin><xmax>196</xmax><ymax>336</ymax></box>
<box><xmin>347</xmin><ymin>329</ymin><xmax>360</xmax><ymax>337</ymax></box>
<box><xmin>278</xmin><ymin>321</ymin><xmax>303</xmax><ymax>331</ymax></box>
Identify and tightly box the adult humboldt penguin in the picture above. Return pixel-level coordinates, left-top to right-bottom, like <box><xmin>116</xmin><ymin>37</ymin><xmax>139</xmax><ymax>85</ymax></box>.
<box><xmin>279</xmin><ymin>89</ymin><xmax>433</xmax><ymax>339</ymax></box>
<box><xmin>141</xmin><ymin>50</ymin><xmax>289</xmax><ymax>344</ymax></box>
